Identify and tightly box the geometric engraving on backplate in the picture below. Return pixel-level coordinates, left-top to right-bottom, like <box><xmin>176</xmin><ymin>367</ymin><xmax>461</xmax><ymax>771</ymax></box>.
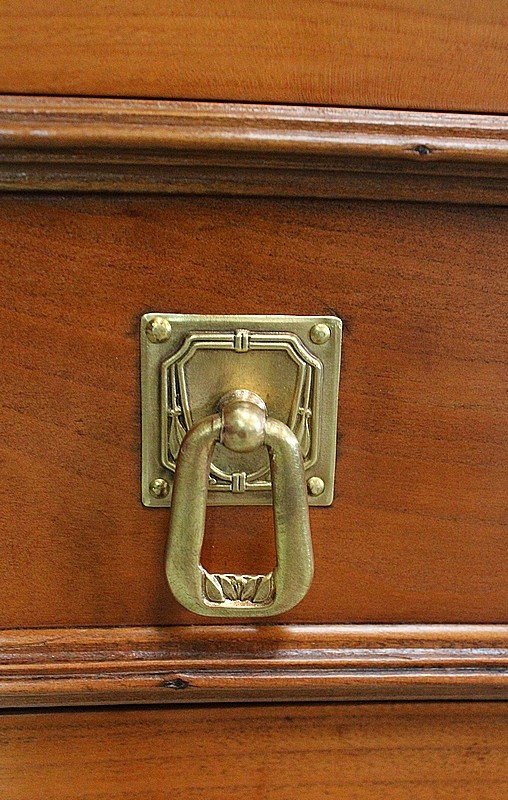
<box><xmin>161</xmin><ymin>329</ymin><xmax>323</xmax><ymax>495</ymax></box>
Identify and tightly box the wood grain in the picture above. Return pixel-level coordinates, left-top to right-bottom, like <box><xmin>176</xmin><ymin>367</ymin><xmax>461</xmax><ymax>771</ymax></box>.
<box><xmin>0</xmin><ymin>194</ymin><xmax>506</xmax><ymax>628</ymax></box>
<box><xmin>0</xmin><ymin>97</ymin><xmax>507</xmax><ymax>204</ymax></box>
<box><xmin>0</xmin><ymin>625</ymin><xmax>506</xmax><ymax>708</ymax></box>
<box><xmin>0</xmin><ymin>702</ymin><xmax>506</xmax><ymax>799</ymax></box>
<box><xmin>0</xmin><ymin>1</ymin><xmax>506</xmax><ymax>112</ymax></box>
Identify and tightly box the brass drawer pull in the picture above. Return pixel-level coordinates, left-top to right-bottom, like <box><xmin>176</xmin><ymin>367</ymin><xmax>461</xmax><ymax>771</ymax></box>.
<box><xmin>166</xmin><ymin>390</ymin><xmax>313</xmax><ymax>616</ymax></box>
<box><xmin>141</xmin><ymin>313</ymin><xmax>342</xmax><ymax>618</ymax></box>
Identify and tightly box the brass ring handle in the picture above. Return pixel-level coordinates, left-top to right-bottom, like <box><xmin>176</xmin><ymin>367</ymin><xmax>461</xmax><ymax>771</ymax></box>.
<box><xmin>165</xmin><ymin>389</ymin><xmax>314</xmax><ymax>617</ymax></box>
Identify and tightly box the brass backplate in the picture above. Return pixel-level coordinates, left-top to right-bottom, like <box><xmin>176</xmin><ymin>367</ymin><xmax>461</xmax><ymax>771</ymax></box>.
<box><xmin>141</xmin><ymin>314</ymin><xmax>342</xmax><ymax>506</ymax></box>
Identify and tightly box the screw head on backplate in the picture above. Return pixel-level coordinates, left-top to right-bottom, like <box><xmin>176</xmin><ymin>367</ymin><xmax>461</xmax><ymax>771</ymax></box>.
<box><xmin>149</xmin><ymin>477</ymin><xmax>170</xmax><ymax>498</ymax></box>
<box><xmin>146</xmin><ymin>317</ymin><xmax>172</xmax><ymax>343</ymax></box>
<box><xmin>310</xmin><ymin>323</ymin><xmax>331</xmax><ymax>344</ymax></box>
<box><xmin>307</xmin><ymin>476</ymin><xmax>325</xmax><ymax>496</ymax></box>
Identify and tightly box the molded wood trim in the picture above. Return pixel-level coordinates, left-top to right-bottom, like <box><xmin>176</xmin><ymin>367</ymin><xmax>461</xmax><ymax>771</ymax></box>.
<box><xmin>1</xmin><ymin>624</ymin><xmax>506</xmax><ymax>708</ymax></box>
<box><xmin>0</xmin><ymin>97</ymin><xmax>507</xmax><ymax>204</ymax></box>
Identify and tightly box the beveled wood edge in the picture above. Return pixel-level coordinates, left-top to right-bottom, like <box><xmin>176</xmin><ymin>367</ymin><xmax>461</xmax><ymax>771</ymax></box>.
<box><xmin>0</xmin><ymin>96</ymin><xmax>506</xmax><ymax>204</ymax></box>
<box><xmin>0</xmin><ymin>624</ymin><xmax>506</xmax><ymax>708</ymax></box>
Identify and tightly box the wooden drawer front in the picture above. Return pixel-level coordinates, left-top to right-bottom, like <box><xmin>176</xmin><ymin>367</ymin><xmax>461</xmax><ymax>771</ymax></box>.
<box><xmin>1</xmin><ymin>702</ymin><xmax>506</xmax><ymax>799</ymax></box>
<box><xmin>0</xmin><ymin>194</ymin><xmax>506</xmax><ymax>628</ymax></box>
<box><xmin>0</xmin><ymin>1</ymin><xmax>506</xmax><ymax>113</ymax></box>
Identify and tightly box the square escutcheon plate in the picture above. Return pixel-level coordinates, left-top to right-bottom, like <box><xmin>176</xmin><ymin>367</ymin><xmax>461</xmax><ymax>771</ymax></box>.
<box><xmin>141</xmin><ymin>314</ymin><xmax>342</xmax><ymax>507</ymax></box>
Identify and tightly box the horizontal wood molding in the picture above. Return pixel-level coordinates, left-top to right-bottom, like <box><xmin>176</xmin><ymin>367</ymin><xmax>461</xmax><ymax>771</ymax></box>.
<box><xmin>1</xmin><ymin>625</ymin><xmax>507</xmax><ymax>708</ymax></box>
<box><xmin>0</xmin><ymin>97</ymin><xmax>507</xmax><ymax>204</ymax></box>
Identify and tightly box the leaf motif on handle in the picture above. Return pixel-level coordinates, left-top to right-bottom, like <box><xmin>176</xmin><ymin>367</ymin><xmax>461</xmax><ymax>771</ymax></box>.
<box><xmin>253</xmin><ymin>574</ymin><xmax>273</xmax><ymax>603</ymax></box>
<box><xmin>204</xmin><ymin>572</ymin><xmax>225</xmax><ymax>603</ymax></box>
<box><xmin>219</xmin><ymin>575</ymin><xmax>238</xmax><ymax>601</ymax></box>
<box><xmin>203</xmin><ymin>572</ymin><xmax>274</xmax><ymax>604</ymax></box>
<box><xmin>239</xmin><ymin>576</ymin><xmax>261</xmax><ymax>601</ymax></box>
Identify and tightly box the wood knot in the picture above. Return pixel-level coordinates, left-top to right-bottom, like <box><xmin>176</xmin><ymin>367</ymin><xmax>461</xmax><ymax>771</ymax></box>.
<box><xmin>162</xmin><ymin>677</ymin><xmax>190</xmax><ymax>690</ymax></box>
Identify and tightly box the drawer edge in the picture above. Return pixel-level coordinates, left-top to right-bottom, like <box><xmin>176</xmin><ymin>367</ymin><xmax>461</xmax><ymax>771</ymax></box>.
<box><xmin>0</xmin><ymin>97</ymin><xmax>507</xmax><ymax>205</ymax></box>
<box><xmin>0</xmin><ymin>624</ymin><xmax>506</xmax><ymax>708</ymax></box>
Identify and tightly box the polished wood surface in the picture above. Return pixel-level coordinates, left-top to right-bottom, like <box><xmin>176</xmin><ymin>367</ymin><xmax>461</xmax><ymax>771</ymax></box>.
<box><xmin>0</xmin><ymin>194</ymin><xmax>506</xmax><ymax>628</ymax></box>
<box><xmin>1</xmin><ymin>625</ymin><xmax>506</xmax><ymax>708</ymax></box>
<box><xmin>1</xmin><ymin>97</ymin><xmax>507</xmax><ymax>205</ymax></box>
<box><xmin>1</xmin><ymin>702</ymin><xmax>506</xmax><ymax>799</ymax></box>
<box><xmin>0</xmin><ymin>2</ymin><xmax>506</xmax><ymax>113</ymax></box>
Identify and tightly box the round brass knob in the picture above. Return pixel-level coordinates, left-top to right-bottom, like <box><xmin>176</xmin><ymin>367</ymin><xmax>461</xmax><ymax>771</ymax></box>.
<box><xmin>219</xmin><ymin>389</ymin><xmax>267</xmax><ymax>453</ymax></box>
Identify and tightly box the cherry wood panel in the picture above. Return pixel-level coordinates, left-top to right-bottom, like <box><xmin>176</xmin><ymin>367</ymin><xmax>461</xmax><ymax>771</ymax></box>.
<box><xmin>1</xmin><ymin>98</ymin><xmax>507</xmax><ymax>205</ymax></box>
<box><xmin>0</xmin><ymin>194</ymin><xmax>506</xmax><ymax>627</ymax></box>
<box><xmin>1</xmin><ymin>625</ymin><xmax>506</xmax><ymax>708</ymax></box>
<box><xmin>0</xmin><ymin>702</ymin><xmax>506</xmax><ymax>799</ymax></box>
<box><xmin>0</xmin><ymin>2</ymin><xmax>506</xmax><ymax>112</ymax></box>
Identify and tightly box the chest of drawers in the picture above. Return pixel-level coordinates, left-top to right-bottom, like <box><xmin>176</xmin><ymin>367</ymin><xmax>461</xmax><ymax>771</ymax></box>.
<box><xmin>0</xmin><ymin>4</ymin><xmax>507</xmax><ymax>798</ymax></box>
